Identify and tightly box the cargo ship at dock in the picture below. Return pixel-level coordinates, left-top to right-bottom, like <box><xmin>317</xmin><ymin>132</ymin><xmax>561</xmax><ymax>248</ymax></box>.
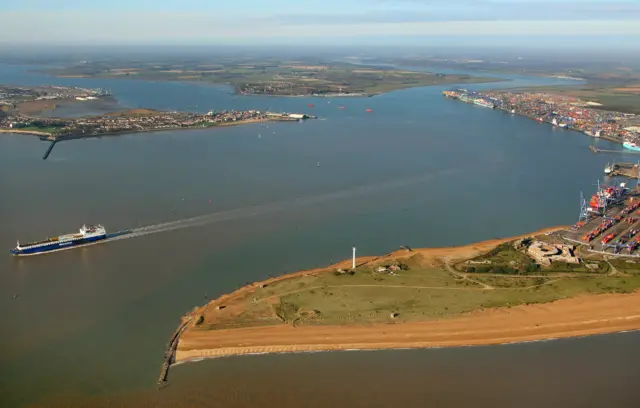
<box><xmin>623</xmin><ymin>138</ymin><xmax>640</xmax><ymax>152</ymax></box>
<box><xmin>442</xmin><ymin>90</ymin><xmax>494</xmax><ymax>108</ymax></box>
<box><xmin>473</xmin><ymin>98</ymin><xmax>495</xmax><ymax>109</ymax></box>
<box><xmin>10</xmin><ymin>224</ymin><xmax>107</xmax><ymax>256</ymax></box>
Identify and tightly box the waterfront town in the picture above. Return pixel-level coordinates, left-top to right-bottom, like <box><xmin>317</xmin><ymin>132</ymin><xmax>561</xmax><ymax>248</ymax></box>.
<box><xmin>0</xmin><ymin>84</ymin><xmax>314</xmax><ymax>138</ymax></box>
<box><xmin>443</xmin><ymin>89</ymin><xmax>640</xmax><ymax>147</ymax></box>
<box><xmin>0</xmin><ymin>109</ymin><xmax>311</xmax><ymax>139</ymax></box>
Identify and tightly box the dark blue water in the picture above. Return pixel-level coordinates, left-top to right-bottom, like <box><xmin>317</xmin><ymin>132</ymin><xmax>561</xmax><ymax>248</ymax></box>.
<box><xmin>0</xmin><ymin>64</ymin><xmax>638</xmax><ymax>407</ymax></box>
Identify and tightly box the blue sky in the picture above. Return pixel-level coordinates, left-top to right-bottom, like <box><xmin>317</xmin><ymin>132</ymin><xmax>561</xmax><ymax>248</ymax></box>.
<box><xmin>4</xmin><ymin>0</ymin><xmax>639</xmax><ymax>46</ymax></box>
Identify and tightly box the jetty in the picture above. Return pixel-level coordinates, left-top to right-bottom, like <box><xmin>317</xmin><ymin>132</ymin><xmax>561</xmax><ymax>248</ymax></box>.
<box><xmin>42</xmin><ymin>140</ymin><xmax>57</xmax><ymax>160</ymax></box>
<box><xmin>157</xmin><ymin>315</ymin><xmax>194</xmax><ymax>387</ymax></box>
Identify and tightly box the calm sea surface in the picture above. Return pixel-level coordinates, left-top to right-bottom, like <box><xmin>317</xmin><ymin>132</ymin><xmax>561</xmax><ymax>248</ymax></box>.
<box><xmin>1</xmin><ymin>64</ymin><xmax>639</xmax><ymax>407</ymax></box>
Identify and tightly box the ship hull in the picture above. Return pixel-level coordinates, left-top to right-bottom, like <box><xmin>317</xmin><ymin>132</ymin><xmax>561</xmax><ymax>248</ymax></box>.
<box><xmin>473</xmin><ymin>100</ymin><xmax>495</xmax><ymax>109</ymax></box>
<box><xmin>623</xmin><ymin>142</ymin><xmax>640</xmax><ymax>152</ymax></box>
<box><xmin>10</xmin><ymin>234</ymin><xmax>106</xmax><ymax>256</ymax></box>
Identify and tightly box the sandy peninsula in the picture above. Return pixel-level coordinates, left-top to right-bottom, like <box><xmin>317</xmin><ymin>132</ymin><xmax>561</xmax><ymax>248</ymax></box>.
<box><xmin>177</xmin><ymin>292</ymin><xmax>640</xmax><ymax>361</ymax></box>
<box><xmin>173</xmin><ymin>226</ymin><xmax>640</xmax><ymax>364</ymax></box>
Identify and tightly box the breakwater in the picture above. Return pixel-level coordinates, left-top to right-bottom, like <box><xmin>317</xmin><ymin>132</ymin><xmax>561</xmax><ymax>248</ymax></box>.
<box><xmin>158</xmin><ymin>315</ymin><xmax>194</xmax><ymax>386</ymax></box>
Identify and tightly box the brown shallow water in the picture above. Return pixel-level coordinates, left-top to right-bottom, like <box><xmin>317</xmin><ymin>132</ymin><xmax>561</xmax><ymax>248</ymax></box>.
<box><xmin>31</xmin><ymin>332</ymin><xmax>640</xmax><ymax>408</ymax></box>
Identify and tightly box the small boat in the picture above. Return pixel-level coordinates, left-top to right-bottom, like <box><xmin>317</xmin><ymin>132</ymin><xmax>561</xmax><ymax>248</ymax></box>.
<box><xmin>604</xmin><ymin>163</ymin><xmax>613</xmax><ymax>175</ymax></box>
<box><xmin>317</xmin><ymin>161</ymin><xmax>320</xmax><ymax>167</ymax></box>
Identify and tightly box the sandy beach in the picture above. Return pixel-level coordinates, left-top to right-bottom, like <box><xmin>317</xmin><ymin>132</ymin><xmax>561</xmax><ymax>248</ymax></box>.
<box><xmin>0</xmin><ymin>129</ymin><xmax>52</xmax><ymax>136</ymax></box>
<box><xmin>176</xmin><ymin>291</ymin><xmax>640</xmax><ymax>362</ymax></box>
<box><xmin>170</xmin><ymin>226</ymin><xmax>640</xmax><ymax>363</ymax></box>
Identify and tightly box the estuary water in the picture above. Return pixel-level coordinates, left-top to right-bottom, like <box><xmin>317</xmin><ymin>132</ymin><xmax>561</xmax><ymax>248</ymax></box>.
<box><xmin>0</xmin><ymin>63</ymin><xmax>639</xmax><ymax>407</ymax></box>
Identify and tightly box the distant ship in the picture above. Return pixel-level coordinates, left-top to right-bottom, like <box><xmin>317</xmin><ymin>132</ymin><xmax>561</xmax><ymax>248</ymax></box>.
<box><xmin>473</xmin><ymin>98</ymin><xmax>495</xmax><ymax>109</ymax></box>
<box><xmin>10</xmin><ymin>224</ymin><xmax>107</xmax><ymax>256</ymax></box>
<box><xmin>623</xmin><ymin>140</ymin><xmax>640</xmax><ymax>152</ymax></box>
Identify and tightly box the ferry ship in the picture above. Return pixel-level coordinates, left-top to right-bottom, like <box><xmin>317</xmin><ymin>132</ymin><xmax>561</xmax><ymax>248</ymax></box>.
<box><xmin>473</xmin><ymin>98</ymin><xmax>495</xmax><ymax>109</ymax></box>
<box><xmin>10</xmin><ymin>224</ymin><xmax>107</xmax><ymax>256</ymax></box>
<box><xmin>623</xmin><ymin>140</ymin><xmax>640</xmax><ymax>152</ymax></box>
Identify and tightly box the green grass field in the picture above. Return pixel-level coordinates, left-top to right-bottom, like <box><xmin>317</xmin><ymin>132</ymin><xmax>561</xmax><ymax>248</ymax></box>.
<box><xmin>196</xmin><ymin>249</ymin><xmax>640</xmax><ymax>331</ymax></box>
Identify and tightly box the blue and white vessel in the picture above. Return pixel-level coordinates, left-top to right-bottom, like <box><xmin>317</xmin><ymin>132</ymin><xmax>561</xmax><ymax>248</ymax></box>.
<box><xmin>623</xmin><ymin>139</ymin><xmax>640</xmax><ymax>152</ymax></box>
<box><xmin>10</xmin><ymin>224</ymin><xmax>107</xmax><ymax>256</ymax></box>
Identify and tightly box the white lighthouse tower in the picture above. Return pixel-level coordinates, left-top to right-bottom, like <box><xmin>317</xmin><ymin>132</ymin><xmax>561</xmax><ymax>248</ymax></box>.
<box><xmin>352</xmin><ymin>246</ymin><xmax>356</xmax><ymax>269</ymax></box>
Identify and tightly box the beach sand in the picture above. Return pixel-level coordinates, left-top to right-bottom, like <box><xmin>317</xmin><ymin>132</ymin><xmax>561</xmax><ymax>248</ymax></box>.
<box><xmin>176</xmin><ymin>291</ymin><xmax>640</xmax><ymax>362</ymax></box>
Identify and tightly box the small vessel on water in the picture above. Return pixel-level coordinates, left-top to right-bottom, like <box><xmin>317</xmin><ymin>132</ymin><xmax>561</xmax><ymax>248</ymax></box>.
<box><xmin>10</xmin><ymin>224</ymin><xmax>107</xmax><ymax>256</ymax></box>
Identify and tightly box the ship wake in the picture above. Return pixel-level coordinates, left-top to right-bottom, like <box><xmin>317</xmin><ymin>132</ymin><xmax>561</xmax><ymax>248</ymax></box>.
<box><xmin>109</xmin><ymin>170</ymin><xmax>459</xmax><ymax>242</ymax></box>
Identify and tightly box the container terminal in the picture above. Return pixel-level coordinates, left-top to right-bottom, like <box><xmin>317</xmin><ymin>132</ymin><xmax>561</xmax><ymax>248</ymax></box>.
<box><xmin>561</xmin><ymin>180</ymin><xmax>640</xmax><ymax>256</ymax></box>
<box><xmin>443</xmin><ymin>89</ymin><xmax>638</xmax><ymax>146</ymax></box>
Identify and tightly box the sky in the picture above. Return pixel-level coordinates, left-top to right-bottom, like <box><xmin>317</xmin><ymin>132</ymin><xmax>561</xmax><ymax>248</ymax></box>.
<box><xmin>4</xmin><ymin>0</ymin><xmax>640</xmax><ymax>47</ymax></box>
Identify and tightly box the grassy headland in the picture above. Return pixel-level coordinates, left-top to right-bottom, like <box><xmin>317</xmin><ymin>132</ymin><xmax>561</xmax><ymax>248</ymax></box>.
<box><xmin>173</xmin><ymin>227</ymin><xmax>640</xmax><ymax>363</ymax></box>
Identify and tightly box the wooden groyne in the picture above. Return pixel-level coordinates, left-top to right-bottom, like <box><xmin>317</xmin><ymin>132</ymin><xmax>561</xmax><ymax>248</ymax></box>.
<box><xmin>158</xmin><ymin>315</ymin><xmax>194</xmax><ymax>387</ymax></box>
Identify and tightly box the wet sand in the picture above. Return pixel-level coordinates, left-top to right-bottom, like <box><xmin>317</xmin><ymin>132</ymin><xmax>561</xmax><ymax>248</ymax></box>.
<box><xmin>172</xmin><ymin>225</ymin><xmax>640</xmax><ymax>363</ymax></box>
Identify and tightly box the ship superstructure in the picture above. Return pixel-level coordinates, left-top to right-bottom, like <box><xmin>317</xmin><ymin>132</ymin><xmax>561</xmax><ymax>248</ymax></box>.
<box><xmin>10</xmin><ymin>224</ymin><xmax>107</xmax><ymax>256</ymax></box>
<box><xmin>442</xmin><ymin>89</ymin><xmax>495</xmax><ymax>109</ymax></box>
<box><xmin>473</xmin><ymin>98</ymin><xmax>495</xmax><ymax>109</ymax></box>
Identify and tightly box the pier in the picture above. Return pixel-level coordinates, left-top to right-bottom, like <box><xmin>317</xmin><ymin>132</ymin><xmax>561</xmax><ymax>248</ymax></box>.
<box><xmin>42</xmin><ymin>140</ymin><xmax>57</xmax><ymax>160</ymax></box>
